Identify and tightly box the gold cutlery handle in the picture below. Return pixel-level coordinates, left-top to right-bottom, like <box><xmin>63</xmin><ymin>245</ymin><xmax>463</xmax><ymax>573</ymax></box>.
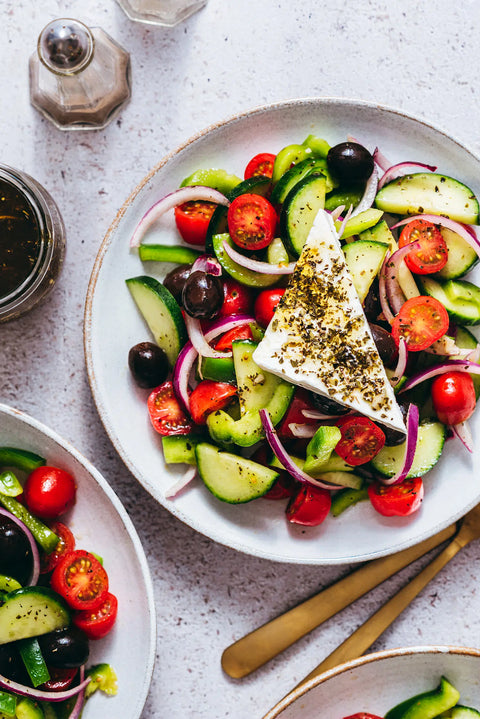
<box><xmin>222</xmin><ymin>523</ymin><xmax>456</xmax><ymax>678</ymax></box>
<box><xmin>294</xmin><ymin>533</ymin><xmax>464</xmax><ymax>689</ymax></box>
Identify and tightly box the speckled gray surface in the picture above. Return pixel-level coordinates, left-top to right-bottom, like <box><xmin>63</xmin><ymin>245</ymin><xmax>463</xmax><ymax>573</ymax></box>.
<box><xmin>2</xmin><ymin>1</ymin><xmax>480</xmax><ymax>717</ymax></box>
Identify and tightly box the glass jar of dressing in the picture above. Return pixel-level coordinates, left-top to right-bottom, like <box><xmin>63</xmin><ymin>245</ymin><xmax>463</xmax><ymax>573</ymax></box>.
<box><xmin>0</xmin><ymin>165</ymin><xmax>65</xmax><ymax>322</ymax></box>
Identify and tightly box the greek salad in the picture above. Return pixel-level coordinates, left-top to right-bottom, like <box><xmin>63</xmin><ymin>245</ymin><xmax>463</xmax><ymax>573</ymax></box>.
<box><xmin>0</xmin><ymin>446</ymin><xmax>117</xmax><ymax>719</ymax></box>
<box><xmin>126</xmin><ymin>130</ymin><xmax>480</xmax><ymax>529</ymax></box>
<box><xmin>344</xmin><ymin>675</ymin><xmax>480</xmax><ymax>718</ymax></box>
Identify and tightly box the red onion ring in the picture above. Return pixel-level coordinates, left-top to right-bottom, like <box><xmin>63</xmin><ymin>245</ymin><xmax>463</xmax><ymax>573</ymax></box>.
<box><xmin>67</xmin><ymin>666</ymin><xmax>86</xmax><ymax>719</ymax></box>
<box><xmin>378</xmin><ymin>251</ymin><xmax>395</xmax><ymax>323</ymax></box>
<box><xmin>372</xmin><ymin>147</ymin><xmax>392</xmax><ymax>172</ymax></box>
<box><xmin>0</xmin><ymin>671</ymin><xmax>90</xmax><ymax>703</ymax></box>
<box><xmin>301</xmin><ymin>408</ymin><xmax>348</xmax><ymax>421</ymax></box>
<box><xmin>0</xmin><ymin>507</ymin><xmax>40</xmax><ymax>586</ymax></box>
<box><xmin>425</xmin><ymin>335</ymin><xmax>471</xmax><ymax>358</ymax></box>
<box><xmin>222</xmin><ymin>240</ymin><xmax>296</xmax><ymax>275</ymax></box>
<box><xmin>130</xmin><ymin>186</ymin><xmax>230</xmax><ymax>248</ymax></box>
<box><xmin>350</xmin><ymin>165</ymin><xmax>378</xmax><ymax>218</ymax></box>
<box><xmin>173</xmin><ymin>314</ymin><xmax>256</xmax><ymax>411</ymax></box>
<box><xmin>287</xmin><ymin>423</ymin><xmax>319</xmax><ymax>438</ymax></box>
<box><xmin>451</xmin><ymin>421</ymin><xmax>473</xmax><ymax>453</ymax></box>
<box><xmin>390</xmin><ymin>338</ymin><xmax>408</xmax><ymax>387</ymax></box>
<box><xmin>184</xmin><ymin>315</ymin><xmax>227</xmax><ymax>359</ymax></box>
<box><xmin>336</xmin><ymin>204</ymin><xmax>354</xmax><ymax>240</ymax></box>
<box><xmin>381</xmin><ymin>404</ymin><xmax>419</xmax><ymax>486</ymax></box>
<box><xmin>399</xmin><ymin>359</ymin><xmax>480</xmax><ymax>394</ymax></box>
<box><xmin>391</xmin><ymin>215</ymin><xmax>480</xmax><ymax>261</ymax></box>
<box><xmin>165</xmin><ymin>466</ymin><xmax>197</xmax><ymax>498</ymax></box>
<box><xmin>191</xmin><ymin>254</ymin><xmax>222</xmax><ymax>276</ymax></box>
<box><xmin>329</xmin><ymin>205</ymin><xmax>345</xmax><ymax>222</ymax></box>
<box><xmin>381</xmin><ymin>241</ymin><xmax>422</xmax><ymax>316</ymax></box>
<box><xmin>259</xmin><ymin>409</ymin><xmax>345</xmax><ymax>490</ymax></box>
<box><xmin>377</xmin><ymin>162</ymin><xmax>437</xmax><ymax>190</ymax></box>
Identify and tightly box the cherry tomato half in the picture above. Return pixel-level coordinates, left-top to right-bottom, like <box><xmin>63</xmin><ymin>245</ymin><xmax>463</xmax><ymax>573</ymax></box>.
<box><xmin>174</xmin><ymin>200</ymin><xmax>217</xmax><ymax>246</ymax></box>
<box><xmin>73</xmin><ymin>591</ymin><xmax>118</xmax><ymax>640</ymax></box>
<box><xmin>431</xmin><ymin>371</ymin><xmax>476</xmax><ymax>425</ymax></box>
<box><xmin>40</xmin><ymin>521</ymin><xmax>76</xmax><ymax>574</ymax></box>
<box><xmin>41</xmin><ymin>667</ymin><xmax>78</xmax><ymax>692</ymax></box>
<box><xmin>391</xmin><ymin>296</ymin><xmax>449</xmax><ymax>352</ymax></box>
<box><xmin>398</xmin><ymin>219</ymin><xmax>448</xmax><ymax>274</ymax></box>
<box><xmin>244</xmin><ymin>152</ymin><xmax>276</xmax><ymax>180</ymax></box>
<box><xmin>286</xmin><ymin>485</ymin><xmax>331</xmax><ymax>526</ymax></box>
<box><xmin>218</xmin><ymin>277</ymin><xmax>253</xmax><ymax>317</ymax></box>
<box><xmin>335</xmin><ymin>416</ymin><xmax>385</xmax><ymax>466</ymax></box>
<box><xmin>51</xmin><ymin>549</ymin><xmax>109</xmax><ymax>611</ymax></box>
<box><xmin>343</xmin><ymin>714</ymin><xmax>384</xmax><ymax>719</ymax></box>
<box><xmin>147</xmin><ymin>381</ymin><xmax>192</xmax><ymax>436</ymax></box>
<box><xmin>263</xmin><ymin>473</ymin><xmax>296</xmax><ymax>500</ymax></box>
<box><xmin>189</xmin><ymin>380</ymin><xmax>237</xmax><ymax>425</ymax></box>
<box><xmin>227</xmin><ymin>193</ymin><xmax>277</xmax><ymax>250</ymax></box>
<box><xmin>254</xmin><ymin>288</ymin><xmax>286</xmax><ymax>328</ymax></box>
<box><xmin>23</xmin><ymin>467</ymin><xmax>76</xmax><ymax>520</ymax></box>
<box><xmin>368</xmin><ymin>477</ymin><xmax>424</xmax><ymax>517</ymax></box>
<box><xmin>215</xmin><ymin>324</ymin><xmax>253</xmax><ymax>352</ymax></box>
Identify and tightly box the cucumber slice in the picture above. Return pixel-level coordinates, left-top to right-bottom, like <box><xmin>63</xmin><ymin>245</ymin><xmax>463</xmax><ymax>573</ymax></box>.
<box><xmin>196</xmin><ymin>443</ymin><xmax>279</xmax><ymax>503</ymax></box>
<box><xmin>271</xmin><ymin>157</ymin><xmax>332</xmax><ymax>205</ymax></box>
<box><xmin>0</xmin><ymin>587</ymin><xmax>70</xmax><ymax>645</ymax></box>
<box><xmin>371</xmin><ymin>420</ymin><xmax>446</xmax><ymax>478</ymax></box>
<box><xmin>324</xmin><ymin>187</ymin><xmax>364</xmax><ymax>212</ymax></box>
<box><xmin>331</xmin><ymin>486</ymin><xmax>369</xmax><ymax>517</ymax></box>
<box><xmin>280</xmin><ymin>173</ymin><xmax>327</xmax><ymax>256</ymax></box>
<box><xmin>312</xmin><ymin>471</ymin><xmax>363</xmax><ymax>490</ymax></box>
<box><xmin>436</xmin><ymin>227</ymin><xmax>479</xmax><ymax>279</ymax></box>
<box><xmin>266</xmin><ymin>237</ymin><xmax>289</xmax><ymax>265</ymax></box>
<box><xmin>419</xmin><ymin>276</ymin><xmax>480</xmax><ymax>325</ymax></box>
<box><xmin>303</xmin><ymin>426</ymin><xmax>342</xmax><ymax>475</ymax></box>
<box><xmin>268</xmin><ymin>451</ymin><xmax>354</xmax><ymax>474</ymax></box>
<box><xmin>385</xmin><ymin>676</ymin><xmax>460</xmax><ymax>719</ymax></box>
<box><xmin>338</xmin><ymin>208</ymin><xmax>384</xmax><ymax>239</ymax></box>
<box><xmin>343</xmin><ymin>239</ymin><xmax>389</xmax><ymax>303</ymax></box>
<box><xmin>162</xmin><ymin>435</ymin><xmax>201</xmax><ymax>465</ymax></box>
<box><xmin>455</xmin><ymin>326</ymin><xmax>480</xmax><ymax>397</ymax></box>
<box><xmin>232</xmin><ymin>339</ymin><xmax>282</xmax><ymax>415</ymax></box>
<box><xmin>138</xmin><ymin>244</ymin><xmax>202</xmax><ymax>264</ymax></box>
<box><xmin>212</xmin><ymin>233</ymin><xmax>280</xmax><ymax>287</ymax></box>
<box><xmin>375</xmin><ymin>173</ymin><xmax>479</xmax><ymax>224</ymax></box>
<box><xmin>126</xmin><ymin>275</ymin><xmax>187</xmax><ymax>366</ymax></box>
<box><xmin>443</xmin><ymin>708</ymin><xmax>480</xmax><ymax>718</ymax></box>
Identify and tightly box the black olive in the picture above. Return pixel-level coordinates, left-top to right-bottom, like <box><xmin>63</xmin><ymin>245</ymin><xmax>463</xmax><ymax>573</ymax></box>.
<box><xmin>163</xmin><ymin>264</ymin><xmax>192</xmax><ymax>304</ymax></box>
<box><xmin>38</xmin><ymin>627</ymin><xmax>89</xmax><ymax>669</ymax></box>
<box><xmin>128</xmin><ymin>341</ymin><xmax>169</xmax><ymax>389</ymax></box>
<box><xmin>369</xmin><ymin>323</ymin><xmax>397</xmax><ymax>368</ymax></box>
<box><xmin>0</xmin><ymin>515</ymin><xmax>33</xmax><ymax>585</ymax></box>
<box><xmin>0</xmin><ymin>643</ymin><xmax>29</xmax><ymax>683</ymax></box>
<box><xmin>311</xmin><ymin>392</ymin><xmax>350</xmax><ymax>416</ymax></box>
<box><xmin>182</xmin><ymin>270</ymin><xmax>223</xmax><ymax>319</ymax></box>
<box><xmin>327</xmin><ymin>142</ymin><xmax>374</xmax><ymax>184</ymax></box>
<box><xmin>381</xmin><ymin>401</ymin><xmax>412</xmax><ymax>446</ymax></box>
<box><xmin>363</xmin><ymin>277</ymin><xmax>381</xmax><ymax>323</ymax></box>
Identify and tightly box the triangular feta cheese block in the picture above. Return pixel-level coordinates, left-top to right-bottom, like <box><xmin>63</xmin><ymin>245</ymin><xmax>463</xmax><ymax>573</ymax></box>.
<box><xmin>253</xmin><ymin>209</ymin><xmax>406</xmax><ymax>434</ymax></box>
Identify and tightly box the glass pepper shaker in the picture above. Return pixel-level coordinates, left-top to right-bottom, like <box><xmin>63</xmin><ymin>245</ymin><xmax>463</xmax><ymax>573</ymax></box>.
<box><xmin>115</xmin><ymin>0</ymin><xmax>207</xmax><ymax>27</ymax></box>
<box><xmin>29</xmin><ymin>18</ymin><xmax>131</xmax><ymax>131</ymax></box>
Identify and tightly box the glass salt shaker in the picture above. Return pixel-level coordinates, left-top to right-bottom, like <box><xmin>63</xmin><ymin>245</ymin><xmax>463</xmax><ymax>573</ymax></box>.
<box><xmin>29</xmin><ymin>18</ymin><xmax>131</xmax><ymax>131</ymax></box>
<box><xmin>115</xmin><ymin>0</ymin><xmax>207</xmax><ymax>27</ymax></box>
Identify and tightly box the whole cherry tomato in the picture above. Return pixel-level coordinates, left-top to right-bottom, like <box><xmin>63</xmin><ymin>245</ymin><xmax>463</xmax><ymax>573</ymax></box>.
<box><xmin>286</xmin><ymin>484</ymin><xmax>331</xmax><ymax>526</ymax></box>
<box><xmin>368</xmin><ymin>477</ymin><xmax>424</xmax><ymax>517</ymax></box>
<box><xmin>431</xmin><ymin>371</ymin><xmax>476</xmax><ymax>425</ymax></box>
<box><xmin>23</xmin><ymin>466</ymin><xmax>77</xmax><ymax>520</ymax></box>
<box><xmin>218</xmin><ymin>277</ymin><xmax>253</xmax><ymax>317</ymax></box>
<box><xmin>254</xmin><ymin>288</ymin><xmax>285</xmax><ymax>328</ymax></box>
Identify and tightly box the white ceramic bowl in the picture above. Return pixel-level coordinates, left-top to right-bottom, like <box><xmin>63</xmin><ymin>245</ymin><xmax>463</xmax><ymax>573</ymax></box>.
<box><xmin>85</xmin><ymin>97</ymin><xmax>480</xmax><ymax>565</ymax></box>
<box><xmin>263</xmin><ymin>646</ymin><xmax>480</xmax><ymax>718</ymax></box>
<box><xmin>0</xmin><ymin>403</ymin><xmax>156</xmax><ymax>719</ymax></box>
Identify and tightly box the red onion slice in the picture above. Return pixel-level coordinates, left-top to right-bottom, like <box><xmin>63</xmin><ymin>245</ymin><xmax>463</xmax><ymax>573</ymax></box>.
<box><xmin>378</xmin><ymin>251</ymin><xmax>395</xmax><ymax>323</ymax></box>
<box><xmin>259</xmin><ymin>409</ymin><xmax>345</xmax><ymax>490</ymax></box>
<box><xmin>67</xmin><ymin>666</ymin><xmax>86</xmax><ymax>719</ymax></box>
<box><xmin>288</xmin><ymin>423</ymin><xmax>319</xmax><ymax>438</ymax></box>
<box><xmin>165</xmin><ymin>466</ymin><xmax>197</xmax><ymax>498</ymax></box>
<box><xmin>173</xmin><ymin>314</ymin><xmax>256</xmax><ymax>411</ymax></box>
<box><xmin>336</xmin><ymin>204</ymin><xmax>354</xmax><ymax>240</ymax></box>
<box><xmin>381</xmin><ymin>241</ymin><xmax>422</xmax><ymax>316</ymax></box>
<box><xmin>381</xmin><ymin>404</ymin><xmax>419</xmax><ymax>486</ymax></box>
<box><xmin>389</xmin><ymin>338</ymin><xmax>408</xmax><ymax>387</ymax></box>
<box><xmin>399</xmin><ymin>359</ymin><xmax>480</xmax><ymax>394</ymax></box>
<box><xmin>377</xmin><ymin>162</ymin><xmax>437</xmax><ymax>190</ymax></box>
<box><xmin>0</xmin><ymin>507</ymin><xmax>40</xmax><ymax>586</ymax></box>
<box><xmin>0</xmin><ymin>672</ymin><xmax>90</xmax><ymax>703</ymax></box>
<box><xmin>222</xmin><ymin>240</ymin><xmax>296</xmax><ymax>275</ymax></box>
<box><xmin>184</xmin><ymin>315</ymin><xmax>227</xmax><ymax>359</ymax></box>
<box><xmin>391</xmin><ymin>215</ymin><xmax>480</xmax><ymax>260</ymax></box>
<box><xmin>130</xmin><ymin>186</ymin><xmax>230</xmax><ymax>248</ymax></box>
<box><xmin>329</xmin><ymin>205</ymin><xmax>345</xmax><ymax>222</ymax></box>
<box><xmin>451</xmin><ymin>421</ymin><xmax>473</xmax><ymax>453</ymax></box>
<box><xmin>425</xmin><ymin>335</ymin><xmax>471</xmax><ymax>358</ymax></box>
<box><xmin>191</xmin><ymin>254</ymin><xmax>222</xmax><ymax>276</ymax></box>
<box><xmin>301</xmin><ymin>408</ymin><xmax>348</xmax><ymax>421</ymax></box>
<box><xmin>350</xmin><ymin>165</ymin><xmax>378</xmax><ymax>218</ymax></box>
<box><xmin>373</xmin><ymin>147</ymin><xmax>392</xmax><ymax>173</ymax></box>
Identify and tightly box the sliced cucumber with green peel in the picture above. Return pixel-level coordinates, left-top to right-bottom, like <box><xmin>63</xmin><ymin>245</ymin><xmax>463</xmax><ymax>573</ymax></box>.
<box><xmin>267</xmin><ymin>237</ymin><xmax>290</xmax><ymax>265</ymax></box>
<box><xmin>126</xmin><ymin>275</ymin><xmax>187</xmax><ymax>366</ymax></box>
<box><xmin>138</xmin><ymin>244</ymin><xmax>202</xmax><ymax>264</ymax></box>
<box><xmin>436</xmin><ymin>227</ymin><xmax>479</xmax><ymax>279</ymax></box>
<box><xmin>442</xmin><ymin>707</ymin><xmax>480</xmax><ymax>718</ymax></box>
<box><xmin>419</xmin><ymin>276</ymin><xmax>480</xmax><ymax>325</ymax></box>
<box><xmin>271</xmin><ymin>157</ymin><xmax>333</xmax><ymax>204</ymax></box>
<box><xmin>232</xmin><ymin>339</ymin><xmax>282</xmax><ymax>415</ymax></box>
<box><xmin>343</xmin><ymin>238</ymin><xmax>389</xmax><ymax>303</ymax></box>
<box><xmin>280</xmin><ymin>173</ymin><xmax>327</xmax><ymax>256</ymax></box>
<box><xmin>375</xmin><ymin>173</ymin><xmax>479</xmax><ymax>224</ymax></box>
<box><xmin>455</xmin><ymin>326</ymin><xmax>480</xmax><ymax>397</ymax></box>
<box><xmin>268</xmin><ymin>451</ymin><xmax>354</xmax><ymax>474</ymax></box>
<box><xmin>338</xmin><ymin>208</ymin><xmax>384</xmax><ymax>239</ymax></box>
<box><xmin>371</xmin><ymin>420</ymin><xmax>446</xmax><ymax>478</ymax></box>
<box><xmin>212</xmin><ymin>234</ymin><xmax>280</xmax><ymax>287</ymax></box>
<box><xmin>324</xmin><ymin>186</ymin><xmax>364</xmax><ymax>212</ymax></box>
<box><xmin>303</xmin><ymin>426</ymin><xmax>342</xmax><ymax>476</ymax></box>
<box><xmin>162</xmin><ymin>435</ymin><xmax>202</xmax><ymax>465</ymax></box>
<box><xmin>331</xmin><ymin>486</ymin><xmax>369</xmax><ymax>517</ymax></box>
<box><xmin>0</xmin><ymin>587</ymin><xmax>70</xmax><ymax>645</ymax></box>
<box><xmin>385</xmin><ymin>676</ymin><xmax>460</xmax><ymax>719</ymax></box>
<box><xmin>196</xmin><ymin>443</ymin><xmax>279</xmax><ymax>503</ymax></box>
<box><xmin>313</xmin><ymin>471</ymin><xmax>363</xmax><ymax>490</ymax></box>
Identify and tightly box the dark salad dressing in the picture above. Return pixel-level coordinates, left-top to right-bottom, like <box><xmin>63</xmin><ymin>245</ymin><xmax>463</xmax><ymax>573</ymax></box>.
<box><xmin>0</xmin><ymin>177</ymin><xmax>42</xmax><ymax>300</ymax></box>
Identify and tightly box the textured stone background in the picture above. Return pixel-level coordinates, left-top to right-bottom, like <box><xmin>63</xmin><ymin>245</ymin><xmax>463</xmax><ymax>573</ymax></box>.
<box><xmin>1</xmin><ymin>1</ymin><xmax>480</xmax><ymax>717</ymax></box>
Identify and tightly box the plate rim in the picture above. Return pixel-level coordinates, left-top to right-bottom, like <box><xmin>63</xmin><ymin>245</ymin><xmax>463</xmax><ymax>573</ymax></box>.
<box><xmin>84</xmin><ymin>95</ymin><xmax>480</xmax><ymax>565</ymax></box>
<box><xmin>0</xmin><ymin>401</ymin><xmax>156</xmax><ymax>719</ymax></box>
